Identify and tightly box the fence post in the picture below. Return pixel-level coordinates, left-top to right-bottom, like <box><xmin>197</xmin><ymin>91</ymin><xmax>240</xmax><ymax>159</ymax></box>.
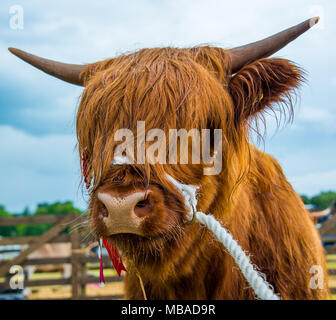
<box><xmin>70</xmin><ymin>213</ymin><xmax>80</xmax><ymax>300</ymax></box>
<box><xmin>80</xmin><ymin>262</ymin><xmax>87</xmax><ymax>298</ymax></box>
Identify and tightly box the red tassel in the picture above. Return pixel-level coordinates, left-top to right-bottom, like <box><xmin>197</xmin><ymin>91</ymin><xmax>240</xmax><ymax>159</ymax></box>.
<box><xmin>102</xmin><ymin>237</ymin><xmax>127</xmax><ymax>276</ymax></box>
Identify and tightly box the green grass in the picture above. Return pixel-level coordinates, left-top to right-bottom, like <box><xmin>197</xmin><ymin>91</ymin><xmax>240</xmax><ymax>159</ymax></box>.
<box><xmin>326</xmin><ymin>261</ymin><xmax>336</xmax><ymax>269</ymax></box>
<box><xmin>88</xmin><ymin>268</ymin><xmax>117</xmax><ymax>277</ymax></box>
<box><xmin>326</xmin><ymin>254</ymin><xmax>336</xmax><ymax>275</ymax></box>
<box><xmin>26</xmin><ymin>267</ymin><xmax>117</xmax><ymax>280</ymax></box>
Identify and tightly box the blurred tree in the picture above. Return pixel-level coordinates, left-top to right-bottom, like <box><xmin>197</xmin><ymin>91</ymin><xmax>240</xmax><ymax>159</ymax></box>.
<box><xmin>34</xmin><ymin>201</ymin><xmax>81</xmax><ymax>216</ymax></box>
<box><xmin>309</xmin><ymin>191</ymin><xmax>336</xmax><ymax>210</ymax></box>
<box><xmin>22</xmin><ymin>207</ymin><xmax>30</xmax><ymax>216</ymax></box>
<box><xmin>301</xmin><ymin>195</ymin><xmax>310</xmax><ymax>205</ymax></box>
<box><xmin>17</xmin><ymin>201</ymin><xmax>82</xmax><ymax>236</ymax></box>
<box><xmin>0</xmin><ymin>205</ymin><xmax>17</xmax><ymax>237</ymax></box>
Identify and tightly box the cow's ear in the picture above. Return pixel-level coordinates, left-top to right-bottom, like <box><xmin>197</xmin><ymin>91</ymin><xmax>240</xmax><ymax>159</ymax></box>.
<box><xmin>228</xmin><ymin>58</ymin><xmax>303</xmax><ymax>124</ymax></box>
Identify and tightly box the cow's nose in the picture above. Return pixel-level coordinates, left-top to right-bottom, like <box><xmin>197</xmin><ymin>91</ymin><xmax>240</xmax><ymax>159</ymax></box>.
<box><xmin>97</xmin><ymin>191</ymin><xmax>150</xmax><ymax>236</ymax></box>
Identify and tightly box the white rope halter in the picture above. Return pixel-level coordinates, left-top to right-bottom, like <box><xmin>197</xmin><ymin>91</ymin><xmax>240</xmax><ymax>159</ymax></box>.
<box><xmin>166</xmin><ymin>174</ymin><xmax>280</xmax><ymax>300</ymax></box>
<box><xmin>110</xmin><ymin>157</ymin><xmax>280</xmax><ymax>300</ymax></box>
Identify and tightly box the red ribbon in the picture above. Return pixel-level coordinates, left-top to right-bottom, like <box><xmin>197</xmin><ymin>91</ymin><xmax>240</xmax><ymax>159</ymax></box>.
<box><xmin>102</xmin><ymin>237</ymin><xmax>127</xmax><ymax>276</ymax></box>
<box><xmin>82</xmin><ymin>152</ymin><xmax>127</xmax><ymax>278</ymax></box>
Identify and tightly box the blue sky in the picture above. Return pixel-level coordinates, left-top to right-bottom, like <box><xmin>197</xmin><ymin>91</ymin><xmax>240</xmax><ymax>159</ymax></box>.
<box><xmin>0</xmin><ymin>0</ymin><xmax>335</xmax><ymax>213</ymax></box>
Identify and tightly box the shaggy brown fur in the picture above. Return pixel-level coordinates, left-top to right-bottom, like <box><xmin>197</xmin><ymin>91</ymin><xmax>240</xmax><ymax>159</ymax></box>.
<box><xmin>76</xmin><ymin>46</ymin><xmax>329</xmax><ymax>299</ymax></box>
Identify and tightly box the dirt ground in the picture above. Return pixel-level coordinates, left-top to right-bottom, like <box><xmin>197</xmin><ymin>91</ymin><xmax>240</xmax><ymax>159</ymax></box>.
<box><xmin>28</xmin><ymin>281</ymin><xmax>124</xmax><ymax>299</ymax></box>
<box><xmin>26</xmin><ymin>266</ymin><xmax>124</xmax><ymax>299</ymax></box>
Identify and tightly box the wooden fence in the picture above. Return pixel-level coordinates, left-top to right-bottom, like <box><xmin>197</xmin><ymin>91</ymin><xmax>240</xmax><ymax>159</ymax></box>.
<box><xmin>0</xmin><ymin>211</ymin><xmax>336</xmax><ymax>299</ymax></box>
<box><xmin>319</xmin><ymin>213</ymin><xmax>336</xmax><ymax>254</ymax></box>
<box><xmin>317</xmin><ymin>213</ymin><xmax>336</xmax><ymax>295</ymax></box>
<box><xmin>0</xmin><ymin>212</ymin><xmax>124</xmax><ymax>300</ymax></box>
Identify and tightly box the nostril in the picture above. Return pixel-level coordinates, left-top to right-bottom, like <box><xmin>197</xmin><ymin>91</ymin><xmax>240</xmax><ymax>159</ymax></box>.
<box><xmin>101</xmin><ymin>210</ymin><xmax>108</xmax><ymax>218</ymax></box>
<box><xmin>134</xmin><ymin>195</ymin><xmax>153</xmax><ymax>217</ymax></box>
<box><xmin>135</xmin><ymin>198</ymin><xmax>150</xmax><ymax>209</ymax></box>
<box><xmin>99</xmin><ymin>202</ymin><xmax>109</xmax><ymax>219</ymax></box>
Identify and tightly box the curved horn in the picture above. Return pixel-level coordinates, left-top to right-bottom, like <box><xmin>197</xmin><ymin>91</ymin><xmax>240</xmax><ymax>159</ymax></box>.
<box><xmin>8</xmin><ymin>47</ymin><xmax>86</xmax><ymax>86</ymax></box>
<box><xmin>229</xmin><ymin>17</ymin><xmax>320</xmax><ymax>73</ymax></box>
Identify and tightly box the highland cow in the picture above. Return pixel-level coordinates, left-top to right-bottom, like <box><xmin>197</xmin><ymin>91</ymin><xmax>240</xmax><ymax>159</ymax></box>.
<box><xmin>9</xmin><ymin>17</ymin><xmax>329</xmax><ymax>299</ymax></box>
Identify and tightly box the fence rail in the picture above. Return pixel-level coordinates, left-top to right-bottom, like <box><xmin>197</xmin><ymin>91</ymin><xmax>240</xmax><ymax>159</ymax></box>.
<box><xmin>0</xmin><ymin>234</ymin><xmax>70</xmax><ymax>246</ymax></box>
<box><xmin>0</xmin><ymin>255</ymin><xmax>112</xmax><ymax>266</ymax></box>
<box><xmin>0</xmin><ymin>212</ymin><xmax>124</xmax><ymax>300</ymax></box>
<box><xmin>0</xmin><ymin>215</ymin><xmax>65</xmax><ymax>226</ymax></box>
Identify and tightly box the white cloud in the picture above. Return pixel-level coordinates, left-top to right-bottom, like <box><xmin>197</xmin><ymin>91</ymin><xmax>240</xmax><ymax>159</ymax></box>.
<box><xmin>289</xmin><ymin>170</ymin><xmax>336</xmax><ymax>197</ymax></box>
<box><xmin>289</xmin><ymin>105</ymin><xmax>336</xmax><ymax>134</ymax></box>
<box><xmin>17</xmin><ymin>91</ymin><xmax>81</xmax><ymax>131</ymax></box>
<box><xmin>0</xmin><ymin>126</ymin><xmax>87</xmax><ymax>212</ymax></box>
<box><xmin>297</xmin><ymin>106</ymin><xmax>333</xmax><ymax>123</ymax></box>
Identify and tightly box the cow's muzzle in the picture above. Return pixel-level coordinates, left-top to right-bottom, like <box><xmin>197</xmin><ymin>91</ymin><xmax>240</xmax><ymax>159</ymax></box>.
<box><xmin>97</xmin><ymin>191</ymin><xmax>152</xmax><ymax>236</ymax></box>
